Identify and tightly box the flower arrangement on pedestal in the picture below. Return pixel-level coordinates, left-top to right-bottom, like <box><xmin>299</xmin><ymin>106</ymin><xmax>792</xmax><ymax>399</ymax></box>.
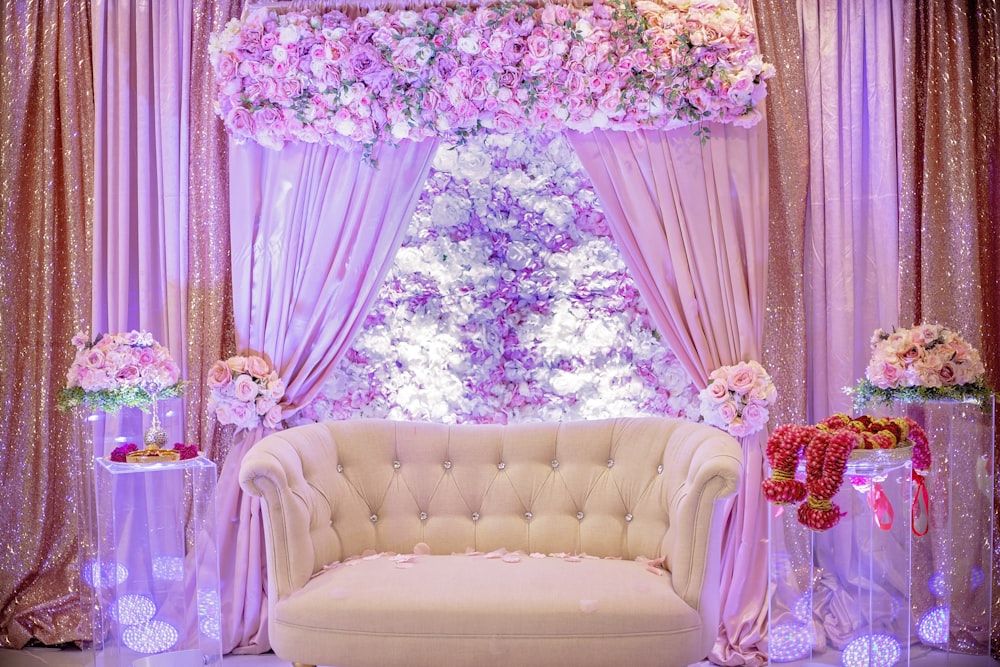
<box><xmin>209</xmin><ymin>0</ymin><xmax>774</xmax><ymax>156</ymax></box>
<box><xmin>58</xmin><ymin>330</ymin><xmax>184</xmax><ymax>413</ymax></box>
<box><xmin>698</xmin><ymin>360</ymin><xmax>776</xmax><ymax>437</ymax></box>
<box><xmin>207</xmin><ymin>355</ymin><xmax>286</xmax><ymax>430</ymax></box>
<box><xmin>303</xmin><ymin>132</ymin><xmax>700</xmax><ymax>424</ymax></box>
<box><xmin>763</xmin><ymin>414</ymin><xmax>929</xmax><ymax>531</ymax></box>
<box><xmin>848</xmin><ymin>323</ymin><xmax>991</xmax><ymax>409</ymax></box>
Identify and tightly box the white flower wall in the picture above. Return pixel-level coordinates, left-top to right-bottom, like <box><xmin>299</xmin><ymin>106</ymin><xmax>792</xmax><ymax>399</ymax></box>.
<box><xmin>303</xmin><ymin>132</ymin><xmax>700</xmax><ymax>424</ymax></box>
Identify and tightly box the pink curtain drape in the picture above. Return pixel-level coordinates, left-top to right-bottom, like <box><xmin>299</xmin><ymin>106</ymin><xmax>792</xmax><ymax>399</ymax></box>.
<box><xmin>219</xmin><ymin>139</ymin><xmax>439</xmax><ymax>653</ymax></box>
<box><xmin>799</xmin><ymin>0</ymin><xmax>903</xmax><ymax>423</ymax></box>
<box><xmin>797</xmin><ymin>1</ymin><xmax>907</xmax><ymax>648</ymax></box>
<box><xmin>91</xmin><ymin>0</ymin><xmax>192</xmax><ymax>369</ymax></box>
<box><xmin>567</xmin><ymin>122</ymin><xmax>770</xmax><ymax>666</ymax></box>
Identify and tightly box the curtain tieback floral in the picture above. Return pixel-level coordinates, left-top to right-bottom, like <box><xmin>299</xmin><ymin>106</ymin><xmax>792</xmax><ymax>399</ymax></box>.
<box><xmin>208</xmin><ymin>355</ymin><xmax>288</xmax><ymax>430</ymax></box>
<box><xmin>698</xmin><ymin>360</ymin><xmax>776</xmax><ymax>438</ymax></box>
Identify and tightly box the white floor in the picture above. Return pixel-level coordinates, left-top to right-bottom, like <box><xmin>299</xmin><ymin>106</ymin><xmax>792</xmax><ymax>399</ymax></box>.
<box><xmin>0</xmin><ymin>647</ymin><xmax>283</xmax><ymax>667</ymax></box>
<box><xmin>0</xmin><ymin>646</ymin><xmax>997</xmax><ymax>667</ymax></box>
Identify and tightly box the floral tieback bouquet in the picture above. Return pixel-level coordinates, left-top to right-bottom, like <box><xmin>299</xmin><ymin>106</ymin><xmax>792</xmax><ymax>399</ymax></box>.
<box><xmin>58</xmin><ymin>330</ymin><xmax>185</xmax><ymax>413</ymax></box>
<box><xmin>763</xmin><ymin>414</ymin><xmax>929</xmax><ymax>532</ymax></box>
<box><xmin>699</xmin><ymin>360</ymin><xmax>777</xmax><ymax>438</ymax></box>
<box><xmin>207</xmin><ymin>354</ymin><xmax>286</xmax><ymax>430</ymax></box>
<box><xmin>849</xmin><ymin>323</ymin><xmax>992</xmax><ymax>409</ymax></box>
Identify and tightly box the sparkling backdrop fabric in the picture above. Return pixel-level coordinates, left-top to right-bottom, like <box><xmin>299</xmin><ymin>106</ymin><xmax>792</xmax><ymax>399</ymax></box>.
<box><xmin>0</xmin><ymin>0</ymin><xmax>94</xmax><ymax>649</ymax></box>
<box><xmin>896</xmin><ymin>0</ymin><xmax>1000</xmax><ymax>652</ymax></box>
<box><xmin>187</xmin><ymin>0</ymin><xmax>241</xmax><ymax>463</ymax></box>
<box><xmin>752</xmin><ymin>0</ymin><xmax>809</xmax><ymax>427</ymax></box>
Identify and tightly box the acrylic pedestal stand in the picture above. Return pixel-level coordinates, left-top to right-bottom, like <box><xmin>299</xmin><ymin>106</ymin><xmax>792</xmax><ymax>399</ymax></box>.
<box><xmin>768</xmin><ymin>447</ymin><xmax>916</xmax><ymax>667</ymax></box>
<box><xmin>75</xmin><ymin>402</ymin><xmax>222</xmax><ymax>667</ymax></box>
<box><xmin>882</xmin><ymin>399</ymin><xmax>994</xmax><ymax>661</ymax></box>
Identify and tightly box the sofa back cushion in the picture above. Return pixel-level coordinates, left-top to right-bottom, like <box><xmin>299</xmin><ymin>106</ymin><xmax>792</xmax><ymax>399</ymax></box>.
<box><xmin>262</xmin><ymin>418</ymin><xmax>711</xmax><ymax>574</ymax></box>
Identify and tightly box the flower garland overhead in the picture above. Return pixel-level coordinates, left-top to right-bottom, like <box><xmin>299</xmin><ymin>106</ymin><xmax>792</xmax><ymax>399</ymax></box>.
<box><xmin>58</xmin><ymin>331</ymin><xmax>184</xmax><ymax>413</ymax></box>
<box><xmin>698</xmin><ymin>360</ymin><xmax>776</xmax><ymax>437</ymax></box>
<box><xmin>848</xmin><ymin>323</ymin><xmax>992</xmax><ymax>409</ymax></box>
<box><xmin>763</xmin><ymin>414</ymin><xmax>929</xmax><ymax>532</ymax></box>
<box><xmin>207</xmin><ymin>355</ymin><xmax>287</xmax><ymax>430</ymax></box>
<box><xmin>209</xmin><ymin>0</ymin><xmax>774</xmax><ymax>154</ymax></box>
<box><xmin>302</xmin><ymin>132</ymin><xmax>700</xmax><ymax>424</ymax></box>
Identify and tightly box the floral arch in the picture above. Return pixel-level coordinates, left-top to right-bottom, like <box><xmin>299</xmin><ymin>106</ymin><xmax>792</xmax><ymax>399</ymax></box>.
<box><xmin>212</xmin><ymin>0</ymin><xmax>773</xmax><ymax>664</ymax></box>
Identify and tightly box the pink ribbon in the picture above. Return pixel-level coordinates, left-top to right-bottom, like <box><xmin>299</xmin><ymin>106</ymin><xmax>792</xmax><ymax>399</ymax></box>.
<box><xmin>912</xmin><ymin>472</ymin><xmax>930</xmax><ymax>537</ymax></box>
<box><xmin>866</xmin><ymin>483</ymin><xmax>894</xmax><ymax>531</ymax></box>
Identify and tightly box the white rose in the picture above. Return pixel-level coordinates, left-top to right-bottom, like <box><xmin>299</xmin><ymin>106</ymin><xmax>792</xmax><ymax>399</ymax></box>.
<box><xmin>455</xmin><ymin>147</ymin><xmax>493</xmax><ymax>181</ymax></box>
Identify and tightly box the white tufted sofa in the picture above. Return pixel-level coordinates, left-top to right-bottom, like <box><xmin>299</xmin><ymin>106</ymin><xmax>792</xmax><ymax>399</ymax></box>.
<box><xmin>239</xmin><ymin>417</ymin><xmax>743</xmax><ymax>667</ymax></box>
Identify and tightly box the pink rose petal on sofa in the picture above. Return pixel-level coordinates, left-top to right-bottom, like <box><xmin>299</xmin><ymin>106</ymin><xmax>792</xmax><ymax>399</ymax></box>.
<box><xmin>564</xmin><ymin>555</ymin><xmax>581</xmax><ymax>562</ymax></box>
<box><xmin>413</xmin><ymin>542</ymin><xmax>431</xmax><ymax>555</ymax></box>
<box><xmin>395</xmin><ymin>562</ymin><xmax>415</xmax><ymax>569</ymax></box>
<box><xmin>501</xmin><ymin>553</ymin><xmax>521</xmax><ymax>563</ymax></box>
<box><xmin>530</xmin><ymin>552</ymin><xmax>546</xmax><ymax>559</ymax></box>
<box><xmin>485</xmin><ymin>548</ymin><xmax>507</xmax><ymax>559</ymax></box>
<box><xmin>579</xmin><ymin>599</ymin><xmax>599</xmax><ymax>613</ymax></box>
<box><xmin>646</xmin><ymin>566</ymin><xmax>665</xmax><ymax>576</ymax></box>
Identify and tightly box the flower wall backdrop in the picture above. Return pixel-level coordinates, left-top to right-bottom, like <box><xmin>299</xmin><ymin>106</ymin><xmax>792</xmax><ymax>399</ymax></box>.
<box><xmin>302</xmin><ymin>132</ymin><xmax>700</xmax><ymax>424</ymax></box>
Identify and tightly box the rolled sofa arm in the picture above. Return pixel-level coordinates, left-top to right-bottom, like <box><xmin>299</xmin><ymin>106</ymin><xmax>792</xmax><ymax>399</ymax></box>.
<box><xmin>239</xmin><ymin>424</ymin><xmax>344</xmax><ymax>600</ymax></box>
<box><xmin>657</xmin><ymin>422</ymin><xmax>743</xmax><ymax>616</ymax></box>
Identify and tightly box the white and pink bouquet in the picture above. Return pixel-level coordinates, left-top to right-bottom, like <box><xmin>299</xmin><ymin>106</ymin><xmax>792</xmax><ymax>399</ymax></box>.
<box><xmin>851</xmin><ymin>323</ymin><xmax>991</xmax><ymax>408</ymax></box>
<box><xmin>699</xmin><ymin>360</ymin><xmax>777</xmax><ymax>438</ymax></box>
<box><xmin>59</xmin><ymin>330</ymin><xmax>184</xmax><ymax>413</ymax></box>
<box><xmin>207</xmin><ymin>355</ymin><xmax>286</xmax><ymax>430</ymax></box>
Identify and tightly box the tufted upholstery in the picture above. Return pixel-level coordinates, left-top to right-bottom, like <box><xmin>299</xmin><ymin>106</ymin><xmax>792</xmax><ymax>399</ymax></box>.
<box><xmin>240</xmin><ymin>417</ymin><xmax>743</xmax><ymax>667</ymax></box>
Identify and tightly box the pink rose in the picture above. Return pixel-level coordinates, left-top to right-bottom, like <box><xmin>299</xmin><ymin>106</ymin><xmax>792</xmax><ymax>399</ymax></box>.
<box><xmin>233</xmin><ymin>374</ymin><xmax>260</xmax><ymax>402</ymax></box>
<box><xmin>115</xmin><ymin>365</ymin><xmax>141</xmax><ymax>384</ymax></box>
<box><xmin>256</xmin><ymin>396</ymin><xmax>277</xmax><ymax>416</ymax></box>
<box><xmin>717</xmin><ymin>400</ymin><xmax>738</xmax><ymax>424</ymax></box>
<box><xmin>263</xmin><ymin>404</ymin><xmax>284</xmax><ymax>430</ymax></box>
<box><xmin>939</xmin><ymin>362</ymin><xmax>958</xmax><ymax>386</ymax></box>
<box><xmin>704</xmin><ymin>379</ymin><xmax>730</xmax><ymax>403</ymax></box>
<box><xmin>229</xmin><ymin>401</ymin><xmax>258</xmax><ymax>429</ymax></box>
<box><xmin>247</xmin><ymin>355</ymin><xmax>271</xmax><ymax>378</ymax></box>
<box><xmin>741</xmin><ymin>403</ymin><xmax>768</xmax><ymax>430</ymax></box>
<box><xmin>225</xmin><ymin>108</ymin><xmax>254</xmax><ymax>137</ymax></box>
<box><xmin>226</xmin><ymin>356</ymin><xmax>249</xmax><ymax>373</ymax></box>
<box><xmin>726</xmin><ymin>364</ymin><xmax>756</xmax><ymax>394</ymax></box>
<box><xmin>868</xmin><ymin>360</ymin><xmax>903</xmax><ymax>389</ymax></box>
<box><xmin>265</xmin><ymin>371</ymin><xmax>285</xmax><ymax>399</ymax></box>
<box><xmin>206</xmin><ymin>360</ymin><xmax>232</xmax><ymax>390</ymax></box>
<box><xmin>727</xmin><ymin>419</ymin><xmax>748</xmax><ymax>438</ymax></box>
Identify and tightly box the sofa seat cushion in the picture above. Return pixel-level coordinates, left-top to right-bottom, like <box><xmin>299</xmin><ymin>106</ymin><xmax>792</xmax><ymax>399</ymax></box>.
<box><xmin>272</xmin><ymin>552</ymin><xmax>705</xmax><ymax>667</ymax></box>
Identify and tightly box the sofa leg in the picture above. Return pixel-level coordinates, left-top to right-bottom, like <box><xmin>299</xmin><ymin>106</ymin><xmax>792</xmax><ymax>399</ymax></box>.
<box><xmin>292</xmin><ymin>663</ymin><xmax>316</xmax><ymax>667</ymax></box>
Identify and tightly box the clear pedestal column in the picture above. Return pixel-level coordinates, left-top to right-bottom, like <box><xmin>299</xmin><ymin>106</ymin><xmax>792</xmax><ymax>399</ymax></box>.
<box><xmin>76</xmin><ymin>401</ymin><xmax>221</xmax><ymax>667</ymax></box>
<box><xmin>769</xmin><ymin>448</ymin><xmax>915</xmax><ymax>667</ymax></box>
<box><xmin>884</xmin><ymin>399</ymin><xmax>994</xmax><ymax>660</ymax></box>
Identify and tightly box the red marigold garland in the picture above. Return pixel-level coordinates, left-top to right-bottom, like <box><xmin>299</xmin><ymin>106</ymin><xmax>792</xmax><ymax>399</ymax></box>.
<box><xmin>796</xmin><ymin>430</ymin><xmax>858</xmax><ymax>531</ymax></box>
<box><xmin>762</xmin><ymin>424</ymin><xmax>811</xmax><ymax>504</ymax></box>
<box><xmin>764</xmin><ymin>413</ymin><xmax>931</xmax><ymax>532</ymax></box>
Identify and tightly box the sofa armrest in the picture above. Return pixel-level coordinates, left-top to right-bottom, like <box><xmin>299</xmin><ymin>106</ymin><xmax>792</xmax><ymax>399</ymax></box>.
<box><xmin>658</xmin><ymin>423</ymin><xmax>743</xmax><ymax>612</ymax></box>
<box><xmin>239</xmin><ymin>425</ymin><xmax>344</xmax><ymax>599</ymax></box>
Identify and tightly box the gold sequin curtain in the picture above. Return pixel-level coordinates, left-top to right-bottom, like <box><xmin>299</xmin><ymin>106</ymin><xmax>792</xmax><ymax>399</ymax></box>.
<box><xmin>752</xmin><ymin>0</ymin><xmax>810</xmax><ymax>426</ymax></box>
<box><xmin>187</xmin><ymin>0</ymin><xmax>242</xmax><ymax>465</ymax></box>
<box><xmin>897</xmin><ymin>0</ymin><xmax>1000</xmax><ymax>651</ymax></box>
<box><xmin>0</xmin><ymin>0</ymin><xmax>94</xmax><ymax>648</ymax></box>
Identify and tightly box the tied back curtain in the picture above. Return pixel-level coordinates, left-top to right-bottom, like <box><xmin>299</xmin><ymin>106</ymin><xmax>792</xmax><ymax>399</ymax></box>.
<box><xmin>219</xmin><ymin>139</ymin><xmax>438</xmax><ymax>653</ymax></box>
<box><xmin>567</xmin><ymin>123</ymin><xmax>769</xmax><ymax>666</ymax></box>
